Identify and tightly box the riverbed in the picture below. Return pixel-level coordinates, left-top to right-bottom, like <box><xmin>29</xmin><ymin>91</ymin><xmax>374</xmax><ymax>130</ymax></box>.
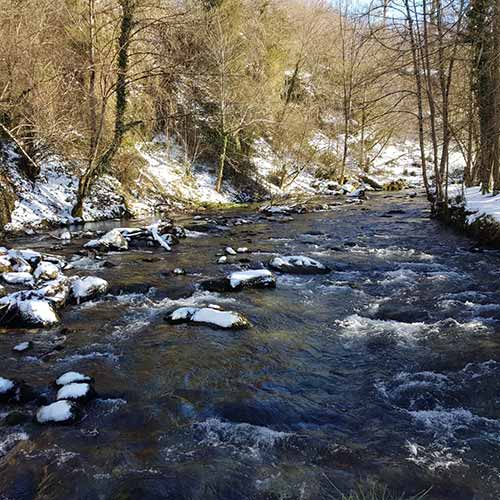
<box><xmin>1</xmin><ymin>192</ymin><xmax>500</xmax><ymax>500</ymax></box>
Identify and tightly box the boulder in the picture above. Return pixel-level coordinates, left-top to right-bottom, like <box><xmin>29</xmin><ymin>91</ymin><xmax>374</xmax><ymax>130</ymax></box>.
<box><xmin>0</xmin><ymin>377</ymin><xmax>36</xmax><ymax>403</ymax></box>
<box><xmin>0</xmin><ymin>377</ymin><xmax>16</xmax><ymax>402</ymax></box>
<box><xmin>70</xmin><ymin>276</ymin><xmax>109</xmax><ymax>304</ymax></box>
<box><xmin>56</xmin><ymin>382</ymin><xmax>96</xmax><ymax>403</ymax></box>
<box><xmin>2</xmin><ymin>271</ymin><xmax>34</xmax><ymax>285</ymax></box>
<box><xmin>17</xmin><ymin>300</ymin><xmax>60</xmax><ymax>327</ymax></box>
<box><xmin>269</xmin><ymin>255</ymin><xmax>330</xmax><ymax>274</ymax></box>
<box><xmin>166</xmin><ymin>306</ymin><xmax>251</xmax><ymax>329</ymax></box>
<box><xmin>36</xmin><ymin>400</ymin><xmax>80</xmax><ymax>425</ymax></box>
<box><xmin>33</xmin><ymin>261</ymin><xmax>60</xmax><ymax>281</ymax></box>
<box><xmin>84</xmin><ymin>228</ymin><xmax>129</xmax><ymax>251</ymax></box>
<box><xmin>201</xmin><ymin>269</ymin><xmax>276</xmax><ymax>292</ymax></box>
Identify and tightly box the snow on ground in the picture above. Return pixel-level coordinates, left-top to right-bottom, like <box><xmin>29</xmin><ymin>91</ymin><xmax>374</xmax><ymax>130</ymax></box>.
<box><xmin>451</xmin><ymin>186</ymin><xmax>500</xmax><ymax>225</ymax></box>
<box><xmin>3</xmin><ymin>147</ymin><xmax>126</xmax><ymax>232</ymax></box>
<box><xmin>133</xmin><ymin>138</ymin><xmax>238</xmax><ymax>213</ymax></box>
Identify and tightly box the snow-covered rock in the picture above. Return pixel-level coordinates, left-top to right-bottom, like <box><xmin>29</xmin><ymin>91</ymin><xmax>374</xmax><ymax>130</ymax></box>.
<box><xmin>2</xmin><ymin>272</ymin><xmax>34</xmax><ymax>285</ymax></box>
<box><xmin>202</xmin><ymin>269</ymin><xmax>276</xmax><ymax>292</ymax></box>
<box><xmin>12</xmin><ymin>341</ymin><xmax>33</xmax><ymax>353</ymax></box>
<box><xmin>17</xmin><ymin>300</ymin><xmax>60</xmax><ymax>327</ymax></box>
<box><xmin>237</xmin><ymin>247</ymin><xmax>249</xmax><ymax>253</ymax></box>
<box><xmin>33</xmin><ymin>261</ymin><xmax>59</xmax><ymax>281</ymax></box>
<box><xmin>217</xmin><ymin>256</ymin><xmax>228</xmax><ymax>264</ymax></box>
<box><xmin>0</xmin><ymin>377</ymin><xmax>35</xmax><ymax>403</ymax></box>
<box><xmin>56</xmin><ymin>382</ymin><xmax>95</xmax><ymax>402</ymax></box>
<box><xmin>225</xmin><ymin>247</ymin><xmax>237</xmax><ymax>255</ymax></box>
<box><xmin>60</xmin><ymin>231</ymin><xmax>72</xmax><ymax>240</ymax></box>
<box><xmin>36</xmin><ymin>400</ymin><xmax>80</xmax><ymax>425</ymax></box>
<box><xmin>84</xmin><ymin>228</ymin><xmax>129</xmax><ymax>252</ymax></box>
<box><xmin>0</xmin><ymin>377</ymin><xmax>16</xmax><ymax>401</ymax></box>
<box><xmin>269</xmin><ymin>255</ymin><xmax>330</xmax><ymax>274</ymax></box>
<box><xmin>55</xmin><ymin>371</ymin><xmax>93</xmax><ymax>387</ymax></box>
<box><xmin>173</xmin><ymin>268</ymin><xmax>186</xmax><ymax>275</ymax></box>
<box><xmin>166</xmin><ymin>306</ymin><xmax>251</xmax><ymax>329</ymax></box>
<box><xmin>70</xmin><ymin>276</ymin><xmax>109</xmax><ymax>304</ymax></box>
<box><xmin>9</xmin><ymin>249</ymin><xmax>41</xmax><ymax>265</ymax></box>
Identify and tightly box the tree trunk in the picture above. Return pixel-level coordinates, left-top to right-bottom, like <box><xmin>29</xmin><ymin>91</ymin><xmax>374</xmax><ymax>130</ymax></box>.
<box><xmin>216</xmin><ymin>133</ymin><xmax>228</xmax><ymax>193</ymax></box>
<box><xmin>72</xmin><ymin>0</ymin><xmax>136</xmax><ymax>217</ymax></box>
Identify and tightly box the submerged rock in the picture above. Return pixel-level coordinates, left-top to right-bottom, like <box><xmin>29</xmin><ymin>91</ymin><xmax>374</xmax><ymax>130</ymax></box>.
<box><xmin>36</xmin><ymin>400</ymin><xmax>80</xmax><ymax>425</ymax></box>
<box><xmin>12</xmin><ymin>341</ymin><xmax>33</xmax><ymax>353</ymax></box>
<box><xmin>166</xmin><ymin>306</ymin><xmax>251</xmax><ymax>329</ymax></box>
<box><xmin>201</xmin><ymin>269</ymin><xmax>276</xmax><ymax>292</ymax></box>
<box><xmin>269</xmin><ymin>255</ymin><xmax>330</xmax><ymax>274</ymax></box>
<box><xmin>56</xmin><ymin>382</ymin><xmax>95</xmax><ymax>403</ymax></box>
<box><xmin>70</xmin><ymin>276</ymin><xmax>109</xmax><ymax>304</ymax></box>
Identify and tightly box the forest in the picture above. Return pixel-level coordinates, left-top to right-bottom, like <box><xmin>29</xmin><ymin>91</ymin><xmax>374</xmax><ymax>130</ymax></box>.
<box><xmin>1</xmin><ymin>0</ymin><xmax>499</xmax><ymax>224</ymax></box>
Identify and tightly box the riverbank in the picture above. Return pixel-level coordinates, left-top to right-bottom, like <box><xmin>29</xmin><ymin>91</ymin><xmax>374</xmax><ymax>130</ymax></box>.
<box><xmin>0</xmin><ymin>138</ymin><xmax>423</xmax><ymax>234</ymax></box>
<box><xmin>438</xmin><ymin>186</ymin><xmax>500</xmax><ymax>248</ymax></box>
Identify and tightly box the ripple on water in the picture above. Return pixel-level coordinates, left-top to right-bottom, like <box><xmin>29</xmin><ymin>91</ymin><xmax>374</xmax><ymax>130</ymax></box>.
<box><xmin>193</xmin><ymin>418</ymin><xmax>290</xmax><ymax>457</ymax></box>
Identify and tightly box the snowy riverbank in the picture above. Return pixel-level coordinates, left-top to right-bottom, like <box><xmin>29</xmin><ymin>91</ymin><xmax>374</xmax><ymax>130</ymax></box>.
<box><xmin>1</xmin><ymin>137</ymin><xmax>427</xmax><ymax>234</ymax></box>
<box><xmin>445</xmin><ymin>186</ymin><xmax>500</xmax><ymax>248</ymax></box>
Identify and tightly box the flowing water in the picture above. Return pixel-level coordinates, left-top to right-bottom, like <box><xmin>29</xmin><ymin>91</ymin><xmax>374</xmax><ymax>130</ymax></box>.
<box><xmin>1</xmin><ymin>192</ymin><xmax>500</xmax><ymax>500</ymax></box>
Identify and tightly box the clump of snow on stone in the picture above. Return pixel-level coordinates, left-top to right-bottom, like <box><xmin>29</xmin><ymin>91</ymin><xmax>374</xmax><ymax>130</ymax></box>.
<box><xmin>169</xmin><ymin>306</ymin><xmax>251</xmax><ymax>329</ymax></box>
<box><xmin>229</xmin><ymin>270</ymin><xmax>275</xmax><ymax>289</ymax></box>
<box><xmin>56</xmin><ymin>383</ymin><xmax>92</xmax><ymax>401</ymax></box>
<box><xmin>0</xmin><ymin>377</ymin><xmax>15</xmax><ymax>394</ymax></box>
<box><xmin>269</xmin><ymin>255</ymin><xmax>329</xmax><ymax>274</ymax></box>
<box><xmin>56</xmin><ymin>371</ymin><xmax>92</xmax><ymax>386</ymax></box>
<box><xmin>2</xmin><ymin>272</ymin><xmax>34</xmax><ymax>285</ymax></box>
<box><xmin>85</xmin><ymin>228</ymin><xmax>129</xmax><ymax>251</ymax></box>
<box><xmin>36</xmin><ymin>400</ymin><xmax>77</xmax><ymax>424</ymax></box>
<box><xmin>70</xmin><ymin>276</ymin><xmax>109</xmax><ymax>304</ymax></box>
<box><xmin>34</xmin><ymin>261</ymin><xmax>59</xmax><ymax>281</ymax></box>
<box><xmin>18</xmin><ymin>300</ymin><xmax>60</xmax><ymax>327</ymax></box>
<box><xmin>225</xmin><ymin>247</ymin><xmax>237</xmax><ymax>255</ymax></box>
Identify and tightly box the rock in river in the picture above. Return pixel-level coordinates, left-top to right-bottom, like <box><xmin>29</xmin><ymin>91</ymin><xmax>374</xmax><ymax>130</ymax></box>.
<box><xmin>70</xmin><ymin>276</ymin><xmax>109</xmax><ymax>304</ymax></box>
<box><xmin>55</xmin><ymin>371</ymin><xmax>94</xmax><ymax>387</ymax></box>
<box><xmin>269</xmin><ymin>255</ymin><xmax>330</xmax><ymax>274</ymax></box>
<box><xmin>2</xmin><ymin>271</ymin><xmax>34</xmax><ymax>285</ymax></box>
<box><xmin>56</xmin><ymin>382</ymin><xmax>95</xmax><ymax>403</ymax></box>
<box><xmin>201</xmin><ymin>269</ymin><xmax>276</xmax><ymax>292</ymax></box>
<box><xmin>33</xmin><ymin>261</ymin><xmax>60</xmax><ymax>281</ymax></box>
<box><xmin>85</xmin><ymin>228</ymin><xmax>129</xmax><ymax>252</ymax></box>
<box><xmin>36</xmin><ymin>400</ymin><xmax>80</xmax><ymax>425</ymax></box>
<box><xmin>166</xmin><ymin>306</ymin><xmax>251</xmax><ymax>329</ymax></box>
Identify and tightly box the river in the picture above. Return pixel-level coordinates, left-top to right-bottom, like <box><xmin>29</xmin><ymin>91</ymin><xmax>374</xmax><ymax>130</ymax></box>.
<box><xmin>1</xmin><ymin>192</ymin><xmax>500</xmax><ymax>500</ymax></box>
